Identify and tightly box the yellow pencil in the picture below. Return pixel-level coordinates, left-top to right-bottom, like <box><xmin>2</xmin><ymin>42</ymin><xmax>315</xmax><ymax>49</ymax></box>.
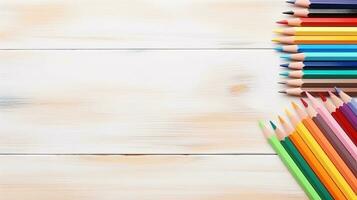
<box><xmin>285</xmin><ymin>109</ymin><xmax>356</xmax><ymax>200</ymax></box>
<box><xmin>273</xmin><ymin>36</ymin><xmax>357</xmax><ymax>44</ymax></box>
<box><xmin>276</xmin><ymin>27</ymin><xmax>357</xmax><ymax>36</ymax></box>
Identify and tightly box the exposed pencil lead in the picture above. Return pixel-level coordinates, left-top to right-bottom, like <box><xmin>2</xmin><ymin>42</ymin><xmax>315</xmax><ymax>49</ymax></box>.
<box><xmin>278</xmin><ymin>115</ymin><xmax>286</xmax><ymax>124</ymax></box>
<box><xmin>335</xmin><ymin>87</ymin><xmax>342</xmax><ymax>94</ymax></box>
<box><xmin>274</xmin><ymin>29</ymin><xmax>283</xmax><ymax>34</ymax></box>
<box><xmin>285</xmin><ymin>108</ymin><xmax>292</xmax><ymax>117</ymax></box>
<box><xmin>283</xmin><ymin>11</ymin><xmax>294</xmax><ymax>15</ymax></box>
<box><xmin>280</xmin><ymin>63</ymin><xmax>289</xmax><ymax>68</ymax></box>
<box><xmin>280</xmin><ymin>54</ymin><xmax>291</xmax><ymax>60</ymax></box>
<box><xmin>291</xmin><ymin>101</ymin><xmax>299</xmax><ymax>110</ymax></box>
<box><xmin>258</xmin><ymin>120</ymin><xmax>265</xmax><ymax>130</ymax></box>
<box><xmin>269</xmin><ymin>121</ymin><xmax>277</xmax><ymax>130</ymax></box>
<box><xmin>286</xmin><ymin>0</ymin><xmax>295</xmax><ymax>4</ymax></box>
<box><xmin>318</xmin><ymin>93</ymin><xmax>327</xmax><ymax>102</ymax></box>
<box><xmin>278</xmin><ymin>81</ymin><xmax>286</xmax><ymax>84</ymax></box>
<box><xmin>279</xmin><ymin>71</ymin><xmax>289</xmax><ymax>77</ymax></box>
<box><xmin>272</xmin><ymin>38</ymin><xmax>280</xmax><ymax>43</ymax></box>
<box><xmin>275</xmin><ymin>46</ymin><xmax>283</xmax><ymax>52</ymax></box>
<box><xmin>277</xmin><ymin>20</ymin><xmax>288</xmax><ymax>25</ymax></box>
<box><xmin>300</xmin><ymin>98</ymin><xmax>308</xmax><ymax>108</ymax></box>
<box><xmin>279</xmin><ymin>90</ymin><xmax>287</xmax><ymax>94</ymax></box>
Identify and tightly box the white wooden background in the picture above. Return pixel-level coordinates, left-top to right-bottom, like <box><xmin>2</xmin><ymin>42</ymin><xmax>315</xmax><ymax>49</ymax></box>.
<box><xmin>0</xmin><ymin>0</ymin><xmax>307</xmax><ymax>199</ymax></box>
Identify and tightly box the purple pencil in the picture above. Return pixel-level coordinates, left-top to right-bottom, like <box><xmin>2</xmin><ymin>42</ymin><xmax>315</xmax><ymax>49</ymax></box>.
<box><xmin>335</xmin><ymin>87</ymin><xmax>357</xmax><ymax>116</ymax></box>
<box><xmin>329</xmin><ymin>92</ymin><xmax>357</xmax><ymax>131</ymax></box>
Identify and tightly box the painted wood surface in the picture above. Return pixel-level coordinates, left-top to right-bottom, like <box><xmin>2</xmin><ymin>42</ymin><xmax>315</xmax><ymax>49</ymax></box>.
<box><xmin>0</xmin><ymin>0</ymin><xmax>308</xmax><ymax>199</ymax></box>
<box><xmin>0</xmin><ymin>0</ymin><xmax>283</xmax><ymax>49</ymax></box>
<box><xmin>0</xmin><ymin>155</ymin><xmax>307</xmax><ymax>200</ymax></box>
<box><xmin>0</xmin><ymin>50</ymin><xmax>291</xmax><ymax>154</ymax></box>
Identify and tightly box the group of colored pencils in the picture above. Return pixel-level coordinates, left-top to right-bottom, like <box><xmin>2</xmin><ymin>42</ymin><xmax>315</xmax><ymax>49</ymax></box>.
<box><xmin>259</xmin><ymin>88</ymin><xmax>357</xmax><ymax>200</ymax></box>
<box><xmin>273</xmin><ymin>0</ymin><xmax>357</xmax><ymax>96</ymax></box>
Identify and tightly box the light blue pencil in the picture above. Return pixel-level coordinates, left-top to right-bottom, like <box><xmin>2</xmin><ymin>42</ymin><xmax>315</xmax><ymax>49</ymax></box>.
<box><xmin>275</xmin><ymin>45</ymin><xmax>357</xmax><ymax>53</ymax></box>
<box><xmin>281</xmin><ymin>52</ymin><xmax>357</xmax><ymax>61</ymax></box>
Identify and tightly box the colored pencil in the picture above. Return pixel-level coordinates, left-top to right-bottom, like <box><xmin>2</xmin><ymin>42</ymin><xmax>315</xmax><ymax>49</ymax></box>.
<box><xmin>287</xmin><ymin>0</ymin><xmax>357</xmax><ymax>9</ymax></box>
<box><xmin>279</xmin><ymin>88</ymin><xmax>357</xmax><ymax>97</ymax></box>
<box><xmin>320</xmin><ymin>93</ymin><xmax>357</xmax><ymax>147</ymax></box>
<box><xmin>279</xmin><ymin>79</ymin><xmax>357</xmax><ymax>88</ymax></box>
<box><xmin>271</xmin><ymin>121</ymin><xmax>333</xmax><ymax>200</ymax></box>
<box><xmin>278</xmin><ymin>116</ymin><xmax>347</xmax><ymax>200</ymax></box>
<box><xmin>336</xmin><ymin>87</ymin><xmax>357</xmax><ymax>116</ymax></box>
<box><xmin>276</xmin><ymin>45</ymin><xmax>357</xmax><ymax>53</ymax></box>
<box><xmin>277</xmin><ymin>18</ymin><xmax>357</xmax><ymax>27</ymax></box>
<box><xmin>281</xmin><ymin>53</ymin><xmax>357</xmax><ymax>61</ymax></box>
<box><xmin>276</xmin><ymin>27</ymin><xmax>357</xmax><ymax>36</ymax></box>
<box><xmin>280</xmin><ymin>70</ymin><xmax>357</xmax><ymax>79</ymax></box>
<box><xmin>301</xmin><ymin>98</ymin><xmax>357</xmax><ymax>177</ymax></box>
<box><xmin>280</xmin><ymin>61</ymin><xmax>357</xmax><ymax>69</ymax></box>
<box><xmin>306</xmin><ymin>92</ymin><xmax>357</xmax><ymax>161</ymax></box>
<box><xmin>329</xmin><ymin>92</ymin><xmax>357</xmax><ymax>133</ymax></box>
<box><xmin>284</xmin><ymin>9</ymin><xmax>357</xmax><ymax>18</ymax></box>
<box><xmin>258</xmin><ymin>121</ymin><xmax>321</xmax><ymax>200</ymax></box>
<box><xmin>285</xmin><ymin>108</ymin><xmax>356</xmax><ymax>200</ymax></box>
<box><xmin>273</xmin><ymin>36</ymin><xmax>357</xmax><ymax>44</ymax></box>
<box><xmin>292</xmin><ymin>101</ymin><xmax>357</xmax><ymax>193</ymax></box>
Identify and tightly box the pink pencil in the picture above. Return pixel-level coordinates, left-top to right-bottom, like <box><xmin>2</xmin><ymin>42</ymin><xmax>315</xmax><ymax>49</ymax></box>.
<box><xmin>306</xmin><ymin>92</ymin><xmax>357</xmax><ymax>161</ymax></box>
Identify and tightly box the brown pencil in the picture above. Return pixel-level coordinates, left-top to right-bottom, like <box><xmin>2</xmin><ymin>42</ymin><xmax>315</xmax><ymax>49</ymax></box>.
<box><xmin>292</xmin><ymin>101</ymin><xmax>357</xmax><ymax>193</ymax></box>
<box><xmin>279</xmin><ymin>79</ymin><xmax>357</xmax><ymax>88</ymax></box>
<box><xmin>301</xmin><ymin>98</ymin><xmax>357</xmax><ymax>177</ymax></box>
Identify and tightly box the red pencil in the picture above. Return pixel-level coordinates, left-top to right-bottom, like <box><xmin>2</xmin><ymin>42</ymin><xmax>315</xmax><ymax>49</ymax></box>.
<box><xmin>319</xmin><ymin>93</ymin><xmax>357</xmax><ymax>146</ymax></box>
<box><xmin>277</xmin><ymin>18</ymin><xmax>357</xmax><ymax>27</ymax></box>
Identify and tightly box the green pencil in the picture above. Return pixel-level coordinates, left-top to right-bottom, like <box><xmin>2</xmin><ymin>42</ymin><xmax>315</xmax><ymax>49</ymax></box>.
<box><xmin>259</xmin><ymin>121</ymin><xmax>321</xmax><ymax>200</ymax></box>
<box><xmin>270</xmin><ymin>121</ymin><xmax>332</xmax><ymax>200</ymax></box>
<box><xmin>280</xmin><ymin>70</ymin><xmax>357</xmax><ymax>79</ymax></box>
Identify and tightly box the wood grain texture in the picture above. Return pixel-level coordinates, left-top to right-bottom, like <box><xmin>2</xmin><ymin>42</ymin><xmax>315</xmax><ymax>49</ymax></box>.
<box><xmin>0</xmin><ymin>0</ymin><xmax>283</xmax><ymax>49</ymax></box>
<box><xmin>0</xmin><ymin>50</ymin><xmax>292</xmax><ymax>153</ymax></box>
<box><xmin>0</xmin><ymin>155</ymin><xmax>307</xmax><ymax>200</ymax></box>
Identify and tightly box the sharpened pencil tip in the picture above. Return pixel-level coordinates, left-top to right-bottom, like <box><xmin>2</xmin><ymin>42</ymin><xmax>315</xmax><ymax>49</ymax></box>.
<box><xmin>285</xmin><ymin>108</ymin><xmax>292</xmax><ymax>117</ymax></box>
<box><xmin>305</xmin><ymin>92</ymin><xmax>313</xmax><ymax>99</ymax></box>
<box><xmin>278</xmin><ymin>81</ymin><xmax>286</xmax><ymax>84</ymax></box>
<box><xmin>280</xmin><ymin>54</ymin><xmax>291</xmax><ymax>60</ymax></box>
<box><xmin>278</xmin><ymin>115</ymin><xmax>285</xmax><ymax>124</ymax></box>
<box><xmin>318</xmin><ymin>93</ymin><xmax>327</xmax><ymax>102</ymax></box>
<box><xmin>286</xmin><ymin>0</ymin><xmax>295</xmax><ymax>4</ymax></box>
<box><xmin>280</xmin><ymin>63</ymin><xmax>289</xmax><ymax>68</ymax></box>
<box><xmin>279</xmin><ymin>72</ymin><xmax>289</xmax><ymax>77</ymax></box>
<box><xmin>274</xmin><ymin>29</ymin><xmax>283</xmax><ymax>34</ymax></box>
<box><xmin>258</xmin><ymin>120</ymin><xmax>265</xmax><ymax>130</ymax></box>
<box><xmin>269</xmin><ymin>121</ymin><xmax>277</xmax><ymax>130</ymax></box>
<box><xmin>334</xmin><ymin>87</ymin><xmax>342</xmax><ymax>94</ymax></box>
<box><xmin>276</xmin><ymin>20</ymin><xmax>288</xmax><ymax>25</ymax></box>
<box><xmin>300</xmin><ymin>98</ymin><xmax>308</xmax><ymax>108</ymax></box>
<box><xmin>291</xmin><ymin>101</ymin><xmax>299</xmax><ymax>110</ymax></box>
<box><xmin>278</xmin><ymin>90</ymin><xmax>287</xmax><ymax>94</ymax></box>
<box><xmin>274</xmin><ymin>46</ymin><xmax>283</xmax><ymax>52</ymax></box>
<box><xmin>272</xmin><ymin>38</ymin><xmax>280</xmax><ymax>43</ymax></box>
<box><xmin>283</xmin><ymin>11</ymin><xmax>294</xmax><ymax>15</ymax></box>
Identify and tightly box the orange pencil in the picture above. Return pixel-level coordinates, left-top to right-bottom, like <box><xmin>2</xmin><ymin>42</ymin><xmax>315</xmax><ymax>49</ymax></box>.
<box><xmin>278</xmin><ymin>116</ymin><xmax>347</xmax><ymax>200</ymax></box>
<box><xmin>292</xmin><ymin>101</ymin><xmax>357</xmax><ymax>193</ymax></box>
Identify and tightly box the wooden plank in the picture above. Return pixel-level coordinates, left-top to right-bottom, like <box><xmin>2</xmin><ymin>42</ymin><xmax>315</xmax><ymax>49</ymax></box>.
<box><xmin>0</xmin><ymin>50</ymin><xmax>292</xmax><ymax>153</ymax></box>
<box><xmin>0</xmin><ymin>155</ymin><xmax>307</xmax><ymax>200</ymax></box>
<box><xmin>0</xmin><ymin>0</ymin><xmax>283</xmax><ymax>49</ymax></box>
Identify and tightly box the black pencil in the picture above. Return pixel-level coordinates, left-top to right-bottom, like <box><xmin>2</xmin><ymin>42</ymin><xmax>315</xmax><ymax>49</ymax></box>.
<box><xmin>284</xmin><ymin>9</ymin><xmax>357</xmax><ymax>18</ymax></box>
<box><xmin>287</xmin><ymin>0</ymin><xmax>357</xmax><ymax>9</ymax></box>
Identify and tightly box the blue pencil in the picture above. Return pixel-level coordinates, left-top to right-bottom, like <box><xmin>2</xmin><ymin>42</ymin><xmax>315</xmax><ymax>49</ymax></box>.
<box><xmin>275</xmin><ymin>45</ymin><xmax>357</xmax><ymax>53</ymax></box>
<box><xmin>281</xmin><ymin>52</ymin><xmax>357</xmax><ymax>61</ymax></box>
<box><xmin>280</xmin><ymin>61</ymin><xmax>357</xmax><ymax>70</ymax></box>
